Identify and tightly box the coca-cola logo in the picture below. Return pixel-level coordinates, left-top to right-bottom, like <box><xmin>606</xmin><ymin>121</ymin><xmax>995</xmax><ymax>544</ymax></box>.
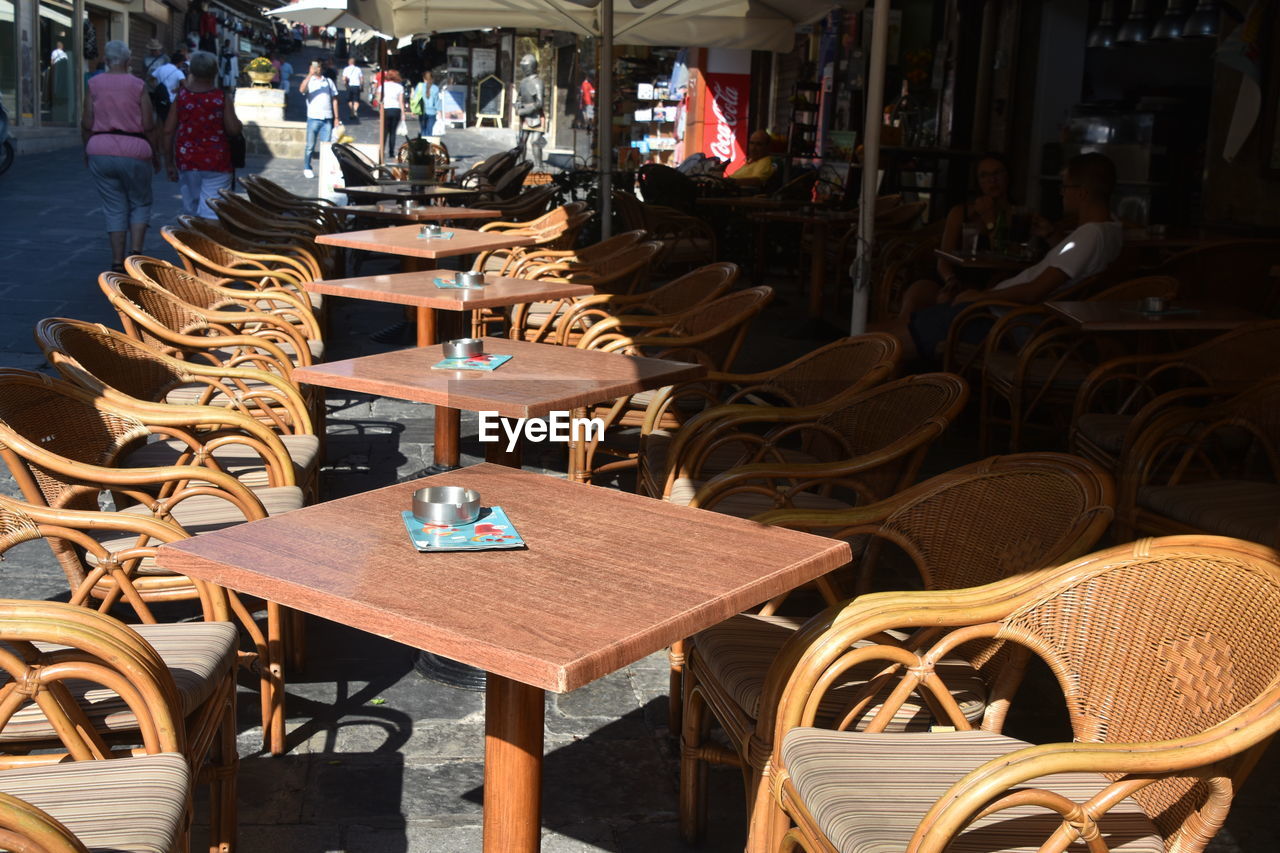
<box><xmin>708</xmin><ymin>81</ymin><xmax>740</xmax><ymax>163</ymax></box>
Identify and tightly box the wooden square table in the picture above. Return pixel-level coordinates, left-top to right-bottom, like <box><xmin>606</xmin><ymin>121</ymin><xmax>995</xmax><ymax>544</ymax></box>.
<box><xmin>155</xmin><ymin>462</ymin><xmax>852</xmax><ymax>853</ymax></box>
<box><xmin>330</xmin><ymin>204</ymin><xmax>501</xmax><ymax>224</ymax></box>
<box><xmin>336</xmin><ymin>183</ymin><xmax>483</xmax><ymax>204</ymax></box>
<box><xmin>316</xmin><ymin>224</ymin><xmax>536</xmax><ymax>263</ymax></box>
<box><xmin>302</xmin><ymin>271</ymin><xmax>595</xmax><ymax>347</ymax></box>
<box><xmin>293</xmin><ymin>336</ymin><xmax>706</xmax><ymax>474</ymax></box>
<box><xmin>1046</xmin><ymin>300</ymin><xmax>1264</xmax><ymax>333</ymax></box>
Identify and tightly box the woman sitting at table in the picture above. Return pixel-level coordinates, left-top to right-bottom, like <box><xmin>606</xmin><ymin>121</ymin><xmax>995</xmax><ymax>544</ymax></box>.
<box><xmin>934</xmin><ymin>152</ymin><xmax>1019</xmax><ymax>296</ymax></box>
<box><xmin>877</xmin><ymin>152</ymin><xmax>1123</xmax><ymax>361</ymax></box>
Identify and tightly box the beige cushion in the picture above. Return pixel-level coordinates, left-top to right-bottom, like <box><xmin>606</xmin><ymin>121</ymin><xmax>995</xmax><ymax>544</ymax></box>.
<box><xmin>1138</xmin><ymin>480</ymin><xmax>1280</xmax><ymax>545</ymax></box>
<box><xmin>0</xmin><ymin>622</ymin><xmax>237</xmax><ymax>741</ymax></box>
<box><xmin>781</xmin><ymin>728</ymin><xmax>1164</xmax><ymax>853</ymax></box>
<box><xmin>0</xmin><ymin>753</ymin><xmax>189</xmax><ymax>853</ymax></box>
<box><xmin>123</xmin><ymin>433</ymin><xmax>319</xmax><ymax>489</ymax></box>
<box><xmin>163</xmin><ymin>377</ymin><xmax>278</xmax><ymax>407</ymax></box>
<box><xmin>87</xmin><ymin>485</ymin><xmax>305</xmax><ymax>574</ymax></box>
<box><xmin>696</xmin><ymin>614</ymin><xmax>986</xmax><ymax>728</ymax></box>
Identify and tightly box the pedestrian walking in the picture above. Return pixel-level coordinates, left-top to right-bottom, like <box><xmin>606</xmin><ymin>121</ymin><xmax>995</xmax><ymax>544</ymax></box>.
<box><xmin>81</xmin><ymin>39</ymin><xmax>158</xmax><ymax>272</ymax></box>
<box><xmin>279</xmin><ymin>56</ymin><xmax>293</xmax><ymax>91</ymax></box>
<box><xmin>164</xmin><ymin>50</ymin><xmax>240</xmax><ymax>219</ymax></box>
<box><xmin>300</xmin><ymin>59</ymin><xmax>340</xmax><ymax>178</ymax></box>
<box><xmin>411</xmin><ymin>69</ymin><xmax>439</xmax><ymax>137</ymax></box>
<box><xmin>340</xmin><ymin>56</ymin><xmax>362</xmax><ymax>121</ymax></box>
<box><xmin>380</xmin><ymin>69</ymin><xmax>405</xmax><ymax>159</ymax></box>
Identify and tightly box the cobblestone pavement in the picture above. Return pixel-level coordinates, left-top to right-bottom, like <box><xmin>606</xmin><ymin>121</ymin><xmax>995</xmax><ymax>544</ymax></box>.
<box><xmin>0</xmin><ymin>48</ymin><xmax>1276</xmax><ymax>851</ymax></box>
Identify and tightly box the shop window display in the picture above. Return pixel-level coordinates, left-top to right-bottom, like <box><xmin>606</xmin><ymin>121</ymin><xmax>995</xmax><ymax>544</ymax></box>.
<box><xmin>39</xmin><ymin>0</ymin><xmax>77</xmax><ymax>124</ymax></box>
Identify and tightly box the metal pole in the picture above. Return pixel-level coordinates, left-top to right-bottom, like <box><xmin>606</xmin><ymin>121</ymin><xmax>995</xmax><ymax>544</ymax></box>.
<box><xmin>378</xmin><ymin>38</ymin><xmax>387</xmax><ymax>166</ymax></box>
<box><xmin>598</xmin><ymin>0</ymin><xmax>613</xmax><ymax>238</ymax></box>
<box><xmin>849</xmin><ymin>0</ymin><xmax>889</xmax><ymax>335</ymax></box>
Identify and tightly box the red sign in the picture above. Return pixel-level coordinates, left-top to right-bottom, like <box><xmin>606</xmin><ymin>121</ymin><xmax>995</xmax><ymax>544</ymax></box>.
<box><xmin>702</xmin><ymin>72</ymin><xmax>749</xmax><ymax>173</ymax></box>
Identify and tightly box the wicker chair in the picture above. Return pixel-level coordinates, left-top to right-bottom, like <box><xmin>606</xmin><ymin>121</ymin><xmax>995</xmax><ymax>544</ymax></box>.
<box><xmin>0</xmin><ymin>369</ymin><xmax>299</xmax><ymax>754</ymax></box>
<box><xmin>36</xmin><ymin>318</ymin><xmax>320</xmax><ymax>501</ymax></box>
<box><xmin>678</xmin><ymin>452</ymin><xmax>1114</xmax><ymax>844</ymax></box>
<box><xmin>1115</xmin><ymin>377</ymin><xmax>1280</xmax><ymax>547</ymax></box>
<box><xmin>162</xmin><ymin>221</ymin><xmax>326</xmax><ymax>290</ymax></box>
<box><xmin>573</xmin><ymin>287</ymin><xmax>774</xmax><ymax>483</ymax></box>
<box><xmin>1070</xmin><ymin>320</ymin><xmax>1280</xmax><ymax>475</ymax></box>
<box><xmin>975</xmin><ymin>275</ymin><xmax>1180</xmax><ymax>453</ymax></box>
<box><xmin>551</xmin><ymin>260</ymin><xmax>738</xmax><ymax>347</ymax></box>
<box><xmin>0</xmin><ymin>598</ymin><xmax>210</xmax><ymax>852</ymax></box>
<box><xmin>471</xmin><ymin>205</ymin><xmax>595</xmax><ymax>275</ymax></box>
<box><xmin>503</xmin><ymin>229</ymin><xmax>650</xmax><ymax>278</ymax></box>
<box><xmin>613</xmin><ymin>189</ymin><xmax>718</xmax><ymax>269</ymax></box>
<box><xmin>472</xmin><ymin>184</ymin><xmax>559</xmax><ymax>223</ymax></box>
<box><xmin>637</xmin><ymin>334</ymin><xmax>901</xmax><ymax>499</ymax></box>
<box><xmin>761</xmin><ymin>536</ymin><xmax>1280</xmax><ymax>853</ymax></box>
<box><xmin>174</xmin><ymin>215</ymin><xmax>328</xmax><ymax>286</ymax></box>
<box><xmin>212</xmin><ymin>189</ymin><xmax>330</xmax><ymax>239</ymax></box>
<box><xmin>36</xmin><ymin>317</ymin><xmax>313</xmax><ymax>438</ymax></box>
<box><xmin>99</xmin><ymin>271</ymin><xmax>305</xmax><ymax>379</ymax></box>
<box><xmin>650</xmin><ymin>373</ymin><xmax>967</xmax><ymax>517</ymax></box>
<box><xmin>331</xmin><ymin>141</ymin><xmax>401</xmax><ymax>185</ymax></box>
<box><xmin>507</xmin><ymin>241</ymin><xmax>666</xmax><ymax>343</ymax></box>
<box><xmin>241</xmin><ymin>174</ymin><xmax>341</xmax><ymax>232</ymax></box>
<box><xmin>126</xmin><ymin>255</ymin><xmax>322</xmax><ymax>348</ymax></box>
<box><xmin>0</xmin><ymin>503</ymin><xmax>239</xmax><ymax>851</ymax></box>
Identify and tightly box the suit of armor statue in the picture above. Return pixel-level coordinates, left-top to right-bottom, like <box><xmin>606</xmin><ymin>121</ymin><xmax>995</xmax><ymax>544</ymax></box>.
<box><xmin>515</xmin><ymin>53</ymin><xmax>545</xmax><ymax>169</ymax></box>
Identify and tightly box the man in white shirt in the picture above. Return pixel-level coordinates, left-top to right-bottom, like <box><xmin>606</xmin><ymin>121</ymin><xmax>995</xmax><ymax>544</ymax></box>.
<box><xmin>49</xmin><ymin>41</ymin><xmax>67</xmax><ymax>64</ymax></box>
<box><xmin>300</xmin><ymin>59</ymin><xmax>341</xmax><ymax>178</ymax></box>
<box><xmin>151</xmin><ymin>52</ymin><xmax>186</xmax><ymax>103</ymax></box>
<box><xmin>340</xmin><ymin>57</ymin><xmax>363</xmax><ymax>121</ymax></box>
<box><xmin>886</xmin><ymin>152</ymin><xmax>1123</xmax><ymax>361</ymax></box>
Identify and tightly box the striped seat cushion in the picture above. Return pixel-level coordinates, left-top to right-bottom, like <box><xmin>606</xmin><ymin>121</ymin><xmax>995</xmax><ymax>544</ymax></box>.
<box><xmin>781</xmin><ymin>729</ymin><xmax>1164</xmax><ymax>853</ymax></box>
<box><xmin>86</xmin><ymin>485</ymin><xmax>305</xmax><ymax>574</ymax></box>
<box><xmin>163</xmin><ymin>377</ymin><xmax>280</xmax><ymax>407</ymax></box>
<box><xmin>1138</xmin><ymin>480</ymin><xmax>1280</xmax><ymax>545</ymax></box>
<box><xmin>696</xmin><ymin>614</ymin><xmax>986</xmax><ymax>728</ymax></box>
<box><xmin>123</xmin><ymin>433</ymin><xmax>320</xmax><ymax>489</ymax></box>
<box><xmin>0</xmin><ymin>753</ymin><xmax>190</xmax><ymax>853</ymax></box>
<box><xmin>210</xmin><ymin>335</ymin><xmax>324</xmax><ymax>365</ymax></box>
<box><xmin>0</xmin><ymin>622</ymin><xmax>237</xmax><ymax>742</ymax></box>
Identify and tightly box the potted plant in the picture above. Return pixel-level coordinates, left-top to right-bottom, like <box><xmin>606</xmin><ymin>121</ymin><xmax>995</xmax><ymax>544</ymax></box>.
<box><xmin>245</xmin><ymin>56</ymin><xmax>275</xmax><ymax>87</ymax></box>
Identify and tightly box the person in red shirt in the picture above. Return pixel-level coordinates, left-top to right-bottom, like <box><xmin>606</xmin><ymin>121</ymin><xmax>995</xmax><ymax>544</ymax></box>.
<box><xmin>164</xmin><ymin>50</ymin><xmax>241</xmax><ymax>218</ymax></box>
<box><xmin>579</xmin><ymin>71</ymin><xmax>595</xmax><ymax>128</ymax></box>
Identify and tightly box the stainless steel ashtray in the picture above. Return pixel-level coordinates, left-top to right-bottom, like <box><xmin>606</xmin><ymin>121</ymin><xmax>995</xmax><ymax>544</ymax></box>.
<box><xmin>458</xmin><ymin>271</ymin><xmax>486</xmax><ymax>287</ymax></box>
<box><xmin>443</xmin><ymin>338</ymin><xmax>484</xmax><ymax>358</ymax></box>
<box><xmin>412</xmin><ymin>486</ymin><xmax>482</xmax><ymax>525</ymax></box>
<box><xmin>1141</xmin><ymin>296</ymin><xmax>1168</xmax><ymax>314</ymax></box>
<box><xmin>420</xmin><ymin>224</ymin><xmax>443</xmax><ymax>237</ymax></box>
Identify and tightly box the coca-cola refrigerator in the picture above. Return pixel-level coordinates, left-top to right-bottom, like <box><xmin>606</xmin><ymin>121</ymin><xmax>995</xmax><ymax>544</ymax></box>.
<box><xmin>677</xmin><ymin>48</ymin><xmax>752</xmax><ymax>172</ymax></box>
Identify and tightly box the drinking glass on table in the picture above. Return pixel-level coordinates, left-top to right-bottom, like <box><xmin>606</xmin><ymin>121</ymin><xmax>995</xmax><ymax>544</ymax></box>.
<box><xmin>961</xmin><ymin>224</ymin><xmax>980</xmax><ymax>257</ymax></box>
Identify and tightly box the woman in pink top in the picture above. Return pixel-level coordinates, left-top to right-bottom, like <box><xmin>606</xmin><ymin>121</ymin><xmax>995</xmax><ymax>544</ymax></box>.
<box><xmin>81</xmin><ymin>40</ymin><xmax>159</xmax><ymax>272</ymax></box>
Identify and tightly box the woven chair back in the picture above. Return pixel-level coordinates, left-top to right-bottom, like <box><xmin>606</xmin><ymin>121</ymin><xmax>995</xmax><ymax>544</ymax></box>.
<box><xmin>576</xmin><ymin>230</ymin><xmax>650</xmax><ymax>264</ymax></box>
<box><xmin>642</xmin><ymin>262</ymin><xmax>739</xmax><ymax>315</ymax></box>
<box><xmin>162</xmin><ymin>225</ymin><xmax>258</xmax><ymax>279</ymax></box>
<box><xmin>553</xmin><ymin>242</ymin><xmax>663</xmax><ymax>294</ymax></box>
<box><xmin>611</xmin><ymin>191</ymin><xmax>646</xmax><ymax>231</ymax></box>
<box><xmin>492</xmin><ymin>161</ymin><xmax>533</xmax><ymax>199</ymax></box>
<box><xmin>99</xmin><ymin>272</ymin><xmax>207</xmax><ymax>349</ymax></box>
<box><xmin>0</xmin><ymin>369</ymin><xmax>148</xmax><ymax>511</ymax></box>
<box><xmin>0</xmin><ymin>494</ymin><xmax>42</xmax><ymax>554</ymax></box>
<box><xmin>331</xmin><ymin>142</ymin><xmax>381</xmax><ymax>186</ymax></box>
<box><xmin>35</xmin><ymin>318</ymin><xmax>186</xmax><ymax>403</ymax></box>
<box><xmin>1162</xmin><ymin>240</ymin><xmax>1280</xmax><ymax>313</ymax></box>
<box><xmin>666</xmin><ymin>286</ymin><xmax>774</xmax><ymax>370</ymax></box>
<box><xmin>997</xmin><ymin>537</ymin><xmax>1280</xmax><ymax>848</ymax></box>
<box><xmin>756</xmin><ymin>334</ymin><xmax>901</xmax><ymax>408</ymax></box>
<box><xmin>128</xmin><ymin>256</ymin><xmax>229</xmax><ymax>312</ymax></box>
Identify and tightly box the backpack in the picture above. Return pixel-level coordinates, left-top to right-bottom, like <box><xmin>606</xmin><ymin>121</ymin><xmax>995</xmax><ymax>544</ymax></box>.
<box><xmin>409</xmin><ymin>83</ymin><xmax>424</xmax><ymax>115</ymax></box>
<box><xmin>149</xmin><ymin>82</ymin><xmax>170</xmax><ymax>120</ymax></box>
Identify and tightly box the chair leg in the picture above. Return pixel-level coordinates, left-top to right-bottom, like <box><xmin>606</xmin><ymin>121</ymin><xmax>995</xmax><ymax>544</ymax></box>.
<box><xmin>678</xmin><ymin>676</ymin><xmax>710</xmax><ymax>843</ymax></box>
<box><xmin>668</xmin><ymin>639</ymin><xmax>686</xmax><ymax>734</ymax></box>
<box><xmin>286</xmin><ymin>607</ymin><xmax>307</xmax><ymax>673</ymax></box>
<box><xmin>746</xmin><ymin>763</ymin><xmax>793</xmax><ymax>853</ymax></box>
<box><xmin>265</xmin><ymin>601</ymin><xmax>286</xmax><ymax>755</ymax></box>
<box><xmin>209</xmin><ymin>681</ymin><xmax>238</xmax><ymax>853</ymax></box>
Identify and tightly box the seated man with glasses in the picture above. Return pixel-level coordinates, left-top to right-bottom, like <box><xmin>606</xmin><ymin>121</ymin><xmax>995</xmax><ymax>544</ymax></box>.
<box><xmin>880</xmin><ymin>152</ymin><xmax>1122</xmax><ymax>362</ymax></box>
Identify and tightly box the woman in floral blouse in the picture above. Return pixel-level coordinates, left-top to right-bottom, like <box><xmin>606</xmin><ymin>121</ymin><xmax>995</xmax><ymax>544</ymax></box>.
<box><xmin>164</xmin><ymin>50</ymin><xmax>241</xmax><ymax>218</ymax></box>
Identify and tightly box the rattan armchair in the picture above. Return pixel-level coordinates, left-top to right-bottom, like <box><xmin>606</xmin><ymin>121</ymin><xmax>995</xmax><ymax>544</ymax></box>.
<box><xmin>678</xmin><ymin>453</ymin><xmax>1114</xmax><ymax>844</ymax></box>
<box><xmin>650</xmin><ymin>373</ymin><xmax>967</xmax><ymax>517</ymax></box>
<box><xmin>637</xmin><ymin>334</ymin><xmax>901</xmax><ymax>498</ymax></box>
<box><xmin>0</xmin><ymin>503</ymin><xmax>239</xmax><ymax>851</ymax></box>
<box><xmin>100</xmin><ymin>271</ymin><xmax>303</xmax><ymax>379</ymax></box>
<box><xmin>613</xmin><ymin>189</ymin><xmax>717</xmax><ymax>269</ymax></box>
<box><xmin>572</xmin><ymin>286</ymin><xmax>774</xmax><ymax>483</ymax></box>
<box><xmin>507</xmin><ymin>241</ymin><xmax>666</xmax><ymax>343</ymax></box>
<box><xmin>1070</xmin><ymin>320</ymin><xmax>1280</xmax><ymax>475</ymax></box>
<box><xmin>240</xmin><ymin>174</ymin><xmax>341</xmax><ymax>233</ymax></box>
<box><xmin>0</xmin><ymin>598</ymin><xmax>209</xmax><ymax>853</ymax></box>
<box><xmin>173</xmin><ymin>215</ymin><xmax>328</xmax><ymax>286</ymax></box>
<box><xmin>761</xmin><ymin>536</ymin><xmax>1280</xmax><ymax>853</ymax></box>
<box><xmin>36</xmin><ymin>317</ymin><xmax>314</xmax><ymax>438</ymax></box>
<box><xmin>472</xmin><ymin>184</ymin><xmax>559</xmax><ymax>223</ymax></box>
<box><xmin>551</xmin><ymin>260</ymin><xmax>738</xmax><ymax>347</ymax></box>
<box><xmin>1115</xmin><ymin>377</ymin><xmax>1280</xmax><ymax>547</ymax></box>
<box><xmin>472</xmin><ymin>204</ymin><xmax>594</xmax><ymax>275</ymax></box>
<box><xmin>0</xmin><ymin>369</ymin><xmax>301</xmax><ymax>754</ymax></box>
<box><xmin>975</xmin><ymin>275</ymin><xmax>1180</xmax><ymax>453</ymax></box>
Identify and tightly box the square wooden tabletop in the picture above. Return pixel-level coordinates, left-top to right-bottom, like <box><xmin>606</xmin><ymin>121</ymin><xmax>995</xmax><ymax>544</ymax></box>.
<box><xmin>330</xmin><ymin>204</ymin><xmax>501</xmax><ymax>222</ymax></box>
<box><xmin>154</xmin><ymin>463</ymin><xmax>852</xmax><ymax>692</ymax></box>
<box><xmin>315</xmin><ymin>225</ymin><xmax>536</xmax><ymax>259</ymax></box>
<box><xmin>293</xmin><ymin>336</ymin><xmax>706</xmax><ymax>418</ymax></box>
<box><xmin>1047</xmin><ymin>300</ymin><xmax>1265</xmax><ymax>332</ymax></box>
<box><xmin>301</xmin><ymin>271</ymin><xmax>594</xmax><ymax>311</ymax></box>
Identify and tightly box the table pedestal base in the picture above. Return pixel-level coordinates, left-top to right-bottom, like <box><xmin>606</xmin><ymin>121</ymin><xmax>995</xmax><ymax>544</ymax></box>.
<box><xmin>484</xmin><ymin>674</ymin><xmax>545</xmax><ymax>853</ymax></box>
